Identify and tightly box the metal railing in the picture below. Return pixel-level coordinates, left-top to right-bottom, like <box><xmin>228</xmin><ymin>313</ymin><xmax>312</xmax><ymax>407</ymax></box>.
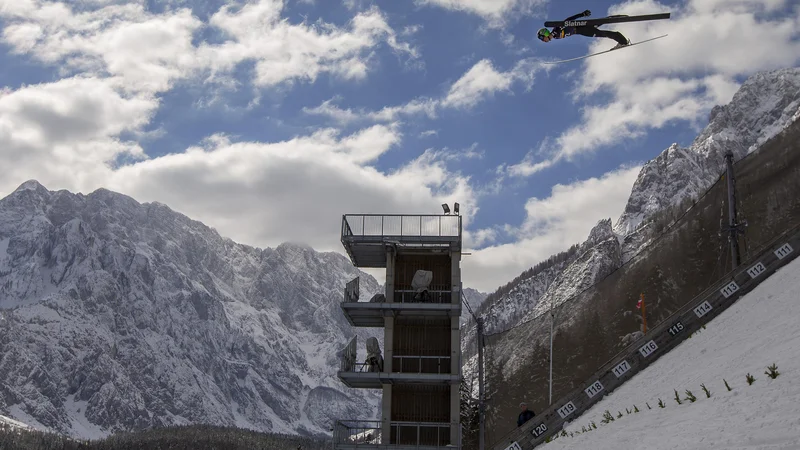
<box><xmin>345</xmin><ymin>277</ymin><xmax>360</xmax><ymax>302</ymax></box>
<box><xmin>342</xmin><ymin>214</ymin><xmax>461</xmax><ymax>239</ymax></box>
<box><xmin>339</xmin><ymin>339</ymin><xmax>449</xmax><ymax>375</ymax></box>
<box><xmin>393</xmin><ymin>289</ymin><xmax>453</xmax><ymax>304</ymax></box>
<box><xmin>341</xmin><ymin>336</ymin><xmax>357</xmax><ymax>372</ymax></box>
<box><xmin>392</xmin><ymin>355</ymin><xmax>451</xmax><ymax>374</ymax></box>
<box><xmin>341</xmin><ymin>282</ymin><xmax>454</xmax><ymax>304</ymax></box>
<box><xmin>333</xmin><ymin>420</ymin><xmax>459</xmax><ymax>447</ymax></box>
<box><xmin>334</xmin><ymin>420</ymin><xmax>382</xmax><ymax>445</ymax></box>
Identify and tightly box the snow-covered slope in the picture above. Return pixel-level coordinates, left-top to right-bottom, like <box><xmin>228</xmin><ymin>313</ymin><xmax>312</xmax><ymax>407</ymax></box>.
<box><xmin>0</xmin><ymin>181</ymin><xmax>383</xmax><ymax>439</ymax></box>
<box><xmin>545</xmin><ymin>253</ymin><xmax>800</xmax><ymax>449</ymax></box>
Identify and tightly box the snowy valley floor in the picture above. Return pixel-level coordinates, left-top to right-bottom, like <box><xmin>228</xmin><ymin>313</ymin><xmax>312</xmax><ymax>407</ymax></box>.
<box><xmin>544</xmin><ymin>256</ymin><xmax>800</xmax><ymax>450</ymax></box>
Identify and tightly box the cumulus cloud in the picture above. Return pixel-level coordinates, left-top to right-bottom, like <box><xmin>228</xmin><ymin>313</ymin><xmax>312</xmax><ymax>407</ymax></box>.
<box><xmin>0</xmin><ymin>0</ymin><xmax>418</xmax><ymax>93</ymax></box>
<box><xmin>419</xmin><ymin>129</ymin><xmax>439</xmax><ymax>138</ymax></box>
<box><xmin>303</xmin><ymin>96</ymin><xmax>439</xmax><ymax>125</ymax></box>
<box><xmin>1</xmin><ymin>1</ymin><xmax>203</xmax><ymax>94</ymax></box>
<box><xmin>462</xmin><ymin>165</ymin><xmax>642</xmax><ymax>292</ymax></box>
<box><xmin>304</xmin><ymin>57</ymin><xmax>541</xmax><ymax>124</ymax></box>
<box><xmin>0</xmin><ymin>76</ymin><xmax>153</xmax><ymax>189</ymax></box>
<box><xmin>103</xmin><ymin>124</ymin><xmax>477</xmax><ymax>251</ymax></box>
<box><xmin>441</xmin><ymin>59</ymin><xmax>515</xmax><ymax>108</ymax></box>
<box><xmin>414</xmin><ymin>0</ymin><xmax>547</xmax><ymax>27</ymax></box>
<box><xmin>200</xmin><ymin>1</ymin><xmax>418</xmax><ymax>87</ymax></box>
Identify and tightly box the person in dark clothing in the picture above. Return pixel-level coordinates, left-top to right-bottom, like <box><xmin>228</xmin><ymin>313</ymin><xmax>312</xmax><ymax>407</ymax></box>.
<box><xmin>538</xmin><ymin>10</ymin><xmax>630</xmax><ymax>48</ymax></box>
<box><xmin>517</xmin><ymin>402</ymin><xmax>535</xmax><ymax>427</ymax></box>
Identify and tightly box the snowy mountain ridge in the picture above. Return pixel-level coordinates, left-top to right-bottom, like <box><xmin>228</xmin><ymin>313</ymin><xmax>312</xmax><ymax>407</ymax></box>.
<box><xmin>615</xmin><ymin>67</ymin><xmax>800</xmax><ymax>236</ymax></box>
<box><xmin>0</xmin><ymin>182</ymin><xmax>384</xmax><ymax>439</ymax></box>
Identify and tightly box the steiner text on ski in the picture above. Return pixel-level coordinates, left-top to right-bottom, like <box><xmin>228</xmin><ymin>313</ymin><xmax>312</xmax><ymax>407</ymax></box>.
<box><xmin>536</xmin><ymin>9</ymin><xmax>671</xmax><ymax>64</ymax></box>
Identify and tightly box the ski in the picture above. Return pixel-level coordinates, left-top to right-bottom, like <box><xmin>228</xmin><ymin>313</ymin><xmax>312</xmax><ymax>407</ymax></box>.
<box><xmin>542</xmin><ymin>34</ymin><xmax>668</xmax><ymax>65</ymax></box>
<box><xmin>544</xmin><ymin>12</ymin><xmax>670</xmax><ymax>28</ymax></box>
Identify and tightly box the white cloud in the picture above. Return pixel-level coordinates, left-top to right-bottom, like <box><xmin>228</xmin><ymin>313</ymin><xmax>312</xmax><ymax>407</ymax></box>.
<box><xmin>442</xmin><ymin>59</ymin><xmax>515</xmax><ymax>108</ymax></box>
<box><xmin>303</xmin><ymin>97</ymin><xmax>440</xmax><ymax>125</ymax></box>
<box><xmin>304</xmin><ymin>57</ymin><xmax>541</xmax><ymax>124</ymax></box>
<box><xmin>1</xmin><ymin>1</ymin><xmax>202</xmax><ymax>94</ymax></box>
<box><xmin>0</xmin><ymin>76</ymin><xmax>152</xmax><ymax>190</ymax></box>
<box><xmin>302</xmin><ymin>97</ymin><xmax>365</xmax><ymax>125</ymax></box>
<box><xmin>464</xmin><ymin>227</ymin><xmax>499</xmax><ymax>248</ymax></box>
<box><xmin>102</xmin><ymin>124</ymin><xmax>478</xmax><ymax>252</ymax></box>
<box><xmin>414</xmin><ymin>0</ymin><xmax>546</xmax><ymax>26</ymax></box>
<box><xmin>462</xmin><ymin>165</ymin><xmax>642</xmax><ymax>292</ymax></box>
<box><xmin>556</xmin><ymin>76</ymin><xmax>724</xmax><ymax>160</ymax></box>
<box><xmin>507</xmin><ymin>156</ymin><xmax>557</xmax><ymax>176</ymax></box>
<box><xmin>200</xmin><ymin>2</ymin><xmax>418</xmax><ymax>87</ymax></box>
<box><xmin>0</xmin><ymin>0</ymin><xmax>417</xmax><ymax>93</ymax></box>
<box><xmin>419</xmin><ymin>129</ymin><xmax>438</xmax><ymax>138</ymax></box>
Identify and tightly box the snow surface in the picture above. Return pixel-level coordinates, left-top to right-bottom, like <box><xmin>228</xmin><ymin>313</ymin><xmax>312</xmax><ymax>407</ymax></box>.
<box><xmin>0</xmin><ymin>413</ymin><xmax>32</xmax><ymax>431</ymax></box>
<box><xmin>544</xmin><ymin>255</ymin><xmax>800</xmax><ymax>449</ymax></box>
<box><xmin>64</xmin><ymin>395</ymin><xmax>107</xmax><ymax>440</ymax></box>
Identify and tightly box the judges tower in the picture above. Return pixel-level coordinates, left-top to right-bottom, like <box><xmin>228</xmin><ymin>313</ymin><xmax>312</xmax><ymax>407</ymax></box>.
<box><xmin>334</xmin><ymin>207</ymin><xmax>463</xmax><ymax>449</ymax></box>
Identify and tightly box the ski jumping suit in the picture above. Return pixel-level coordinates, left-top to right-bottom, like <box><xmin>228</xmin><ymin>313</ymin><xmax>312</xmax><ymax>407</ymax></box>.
<box><xmin>552</xmin><ymin>12</ymin><xmax>629</xmax><ymax>46</ymax></box>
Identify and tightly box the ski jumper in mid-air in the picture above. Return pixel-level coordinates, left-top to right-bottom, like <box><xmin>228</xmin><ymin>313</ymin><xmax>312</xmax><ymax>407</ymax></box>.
<box><xmin>538</xmin><ymin>10</ymin><xmax>630</xmax><ymax>49</ymax></box>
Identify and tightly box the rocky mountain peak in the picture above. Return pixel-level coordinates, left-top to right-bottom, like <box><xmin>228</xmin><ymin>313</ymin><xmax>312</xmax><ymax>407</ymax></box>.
<box><xmin>585</xmin><ymin>218</ymin><xmax>615</xmax><ymax>248</ymax></box>
<box><xmin>614</xmin><ymin>67</ymin><xmax>800</xmax><ymax>236</ymax></box>
<box><xmin>0</xmin><ymin>182</ymin><xmax>383</xmax><ymax>439</ymax></box>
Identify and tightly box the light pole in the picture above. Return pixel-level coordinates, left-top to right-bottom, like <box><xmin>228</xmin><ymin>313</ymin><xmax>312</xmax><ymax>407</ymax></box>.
<box><xmin>477</xmin><ymin>317</ymin><xmax>485</xmax><ymax>450</ymax></box>
<box><xmin>549</xmin><ymin>299</ymin><xmax>554</xmax><ymax>405</ymax></box>
<box><xmin>724</xmin><ymin>151</ymin><xmax>742</xmax><ymax>269</ymax></box>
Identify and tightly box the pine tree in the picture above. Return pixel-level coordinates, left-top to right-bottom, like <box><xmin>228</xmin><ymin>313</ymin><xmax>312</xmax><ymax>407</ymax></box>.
<box><xmin>765</xmin><ymin>363</ymin><xmax>779</xmax><ymax>379</ymax></box>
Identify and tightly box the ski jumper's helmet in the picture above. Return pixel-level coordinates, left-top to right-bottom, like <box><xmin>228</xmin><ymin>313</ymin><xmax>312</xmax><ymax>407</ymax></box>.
<box><xmin>537</xmin><ymin>28</ymin><xmax>551</xmax><ymax>41</ymax></box>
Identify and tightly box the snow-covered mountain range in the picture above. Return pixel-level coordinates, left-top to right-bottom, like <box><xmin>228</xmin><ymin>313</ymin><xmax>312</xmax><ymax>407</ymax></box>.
<box><xmin>0</xmin><ymin>182</ymin><xmax>384</xmax><ymax>439</ymax></box>
<box><xmin>469</xmin><ymin>67</ymin><xmax>800</xmax><ymax>369</ymax></box>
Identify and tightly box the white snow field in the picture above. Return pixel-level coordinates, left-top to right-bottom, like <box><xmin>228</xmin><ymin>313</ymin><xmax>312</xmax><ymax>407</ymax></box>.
<box><xmin>544</xmin><ymin>255</ymin><xmax>800</xmax><ymax>450</ymax></box>
<box><xmin>0</xmin><ymin>413</ymin><xmax>31</xmax><ymax>431</ymax></box>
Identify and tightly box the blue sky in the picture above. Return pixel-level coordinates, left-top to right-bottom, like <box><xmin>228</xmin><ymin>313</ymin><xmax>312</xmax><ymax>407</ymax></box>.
<box><xmin>1</xmin><ymin>0</ymin><xmax>798</xmax><ymax>292</ymax></box>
